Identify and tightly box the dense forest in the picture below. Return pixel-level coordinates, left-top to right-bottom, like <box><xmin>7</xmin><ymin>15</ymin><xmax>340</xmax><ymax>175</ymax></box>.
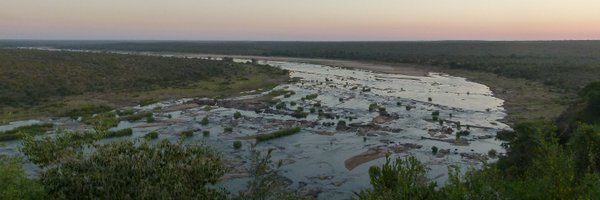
<box><xmin>0</xmin><ymin>48</ymin><xmax>288</xmax><ymax>120</ymax></box>
<box><xmin>20</xmin><ymin>40</ymin><xmax>600</xmax><ymax>91</ymax></box>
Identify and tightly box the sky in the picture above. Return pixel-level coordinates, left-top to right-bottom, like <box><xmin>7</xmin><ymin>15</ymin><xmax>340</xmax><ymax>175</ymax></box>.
<box><xmin>1</xmin><ymin>0</ymin><xmax>600</xmax><ymax>41</ymax></box>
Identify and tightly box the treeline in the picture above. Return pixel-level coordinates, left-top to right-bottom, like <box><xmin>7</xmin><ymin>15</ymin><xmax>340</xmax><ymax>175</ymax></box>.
<box><xmin>36</xmin><ymin>40</ymin><xmax>600</xmax><ymax>91</ymax></box>
<box><xmin>0</xmin><ymin>48</ymin><xmax>282</xmax><ymax>108</ymax></box>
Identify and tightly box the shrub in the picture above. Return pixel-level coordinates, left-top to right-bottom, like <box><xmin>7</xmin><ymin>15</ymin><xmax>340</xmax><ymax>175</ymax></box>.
<box><xmin>234</xmin><ymin>111</ymin><xmax>242</xmax><ymax>119</ymax></box>
<box><xmin>369</xmin><ymin>103</ymin><xmax>379</xmax><ymax>112</ymax></box>
<box><xmin>488</xmin><ymin>149</ymin><xmax>497</xmax><ymax>158</ymax></box>
<box><xmin>233</xmin><ymin>141</ymin><xmax>242</xmax><ymax>149</ymax></box>
<box><xmin>406</xmin><ymin>106</ymin><xmax>412</xmax><ymax>111</ymax></box>
<box><xmin>23</xmin><ymin>137</ymin><xmax>226</xmax><ymax>199</ymax></box>
<box><xmin>304</xmin><ymin>94</ymin><xmax>318</xmax><ymax>100</ymax></box>
<box><xmin>200</xmin><ymin>116</ymin><xmax>209</xmax><ymax>126</ymax></box>
<box><xmin>144</xmin><ymin>131</ymin><xmax>159</xmax><ymax>140</ymax></box>
<box><xmin>146</xmin><ymin>116</ymin><xmax>155</xmax><ymax>123</ymax></box>
<box><xmin>309</xmin><ymin>108</ymin><xmax>316</xmax><ymax>113</ymax></box>
<box><xmin>105</xmin><ymin>128</ymin><xmax>133</xmax><ymax>138</ymax></box>
<box><xmin>203</xmin><ymin>131</ymin><xmax>210</xmax><ymax>137</ymax></box>
<box><xmin>339</xmin><ymin>97</ymin><xmax>344</xmax><ymax>102</ymax></box>
<box><xmin>432</xmin><ymin>111</ymin><xmax>440</xmax><ymax>116</ymax></box>
<box><xmin>256</xmin><ymin>127</ymin><xmax>301</xmax><ymax>142</ymax></box>
<box><xmin>433</xmin><ymin>116</ymin><xmax>439</xmax><ymax>121</ymax></box>
<box><xmin>428</xmin><ymin>97</ymin><xmax>432</xmax><ymax>102</ymax></box>
<box><xmin>338</xmin><ymin>120</ymin><xmax>347</xmax><ymax>127</ymax></box>
<box><xmin>378</xmin><ymin>107</ymin><xmax>386</xmax><ymax>112</ymax></box>
<box><xmin>224</xmin><ymin>127</ymin><xmax>233</xmax><ymax>132</ymax></box>
<box><xmin>0</xmin><ymin>123</ymin><xmax>54</xmax><ymax>141</ymax></box>
<box><xmin>180</xmin><ymin>130</ymin><xmax>193</xmax><ymax>138</ymax></box>
<box><xmin>357</xmin><ymin>156</ymin><xmax>437</xmax><ymax>199</ymax></box>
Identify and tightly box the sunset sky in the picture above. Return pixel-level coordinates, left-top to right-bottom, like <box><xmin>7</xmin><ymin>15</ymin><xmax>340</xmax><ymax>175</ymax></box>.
<box><xmin>1</xmin><ymin>0</ymin><xmax>599</xmax><ymax>41</ymax></box>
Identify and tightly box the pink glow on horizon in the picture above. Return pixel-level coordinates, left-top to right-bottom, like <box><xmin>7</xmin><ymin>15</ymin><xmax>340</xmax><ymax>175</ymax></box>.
<box><xmin>1</xmin><ymin>0</ymin><xmax>599</xmax><ymax>40</ymax></box>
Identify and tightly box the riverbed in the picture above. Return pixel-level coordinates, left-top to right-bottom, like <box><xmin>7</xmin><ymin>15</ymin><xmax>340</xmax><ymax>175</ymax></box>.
<box><xmin>0</xmin><ymin>55</ymin><xmax>510</xmax><ymax>199</ymax></box>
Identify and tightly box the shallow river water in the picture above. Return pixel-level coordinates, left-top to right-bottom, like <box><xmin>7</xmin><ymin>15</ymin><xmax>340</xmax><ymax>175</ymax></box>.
<box><xmin>0</xmin><ymin>53</ymin><xmax>510</xmax><ymax>199</ymax></box>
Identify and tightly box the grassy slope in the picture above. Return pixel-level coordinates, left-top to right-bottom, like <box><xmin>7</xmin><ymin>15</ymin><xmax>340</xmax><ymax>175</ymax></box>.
<box><xmin>0</xmin><ymin>49</ymin><xmax>289</xmax><ymax>122</ymax></box>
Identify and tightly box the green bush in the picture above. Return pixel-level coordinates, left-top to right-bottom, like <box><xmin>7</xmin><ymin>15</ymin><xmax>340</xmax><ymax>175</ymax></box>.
<box><xmin>146</xmin><ymin>116</ymin><xmax>155</xmax><ymax>123</ymax></box>
<box><xmin>203</xmin><ymin>130</ymin><xmax>210</xmax><ymax>137</ymax></box>
<box><xmin>357</xmin><ymin>156</ymin><xmax>438</xmax><ymax>199</ymax></box>
<box><xmin>105</xmin><ymin>128</ymin><xmax>133</xmax><ymax>138</ymax></box>
<box><xmin>180</xmin><ymin>130</ymin><xmax>194</xmax><ymax>138</ymax></box>
<box><xmin>304</xmin><ymin>94</ymin><xmax>318</xmax><ymax>100</ymax></box>
<box><xmin>22</xmin><ymin>135</ymin><xmax>226</xmax><ymax>199</ymax></box>
<box><xmin>200</xmin><ymin>116</ymin><xmax>209</xmax><ymax>126</ymax></box>
<box><xmin>256</xmin><ymin>127</ymin><xmax>301</xmax><ymax>142</ymax></box>
<box><xmin>144</xmin><ymin>131</ymin><xmax>159</xmax><ymax>140</ymax></box>
<box><xmin>369</xmin><ymin>103</ymin><xmax>379</xmax><ymax>112</ymax></box>
<box><xmin>233</xmin><ymin>141</ymin><xmax>242</xmax><ymax>149</ymax></box>
<box><xmin>234</xmin><ymin>111</ymin><xmax>242</xmax><ymax>119</ymax></box>
<box><xmin>224</xmin><ymin>127</ymin><xmax>233</xmax><ymax>132</ymax></box>
<box><xmin>0</xmin><ymin>123</ymin><xmax>54</xmax><ymax>141</ymax></box>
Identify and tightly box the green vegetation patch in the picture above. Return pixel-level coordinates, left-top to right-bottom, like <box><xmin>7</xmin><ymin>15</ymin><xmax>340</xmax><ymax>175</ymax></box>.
<box><xmin>256</xmin><ymin>127</ymin><xmax>301</xmax><ymax>142</ymax></box>
<box><xmin>104</xmin><ymin>128</ymin><xmax>133</xmax><ymax>138</ymax></box>
<box><xmin>0</xmin><ymin>123</ymin><xmax>54</xmax><ymax>141</ymax></box>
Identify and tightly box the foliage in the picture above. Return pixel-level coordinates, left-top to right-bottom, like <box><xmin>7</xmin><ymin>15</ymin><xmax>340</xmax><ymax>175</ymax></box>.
<box><xmin>180</xmin><ymin>130</ymin><xmax>194</xmax><ymax>138</ymax></box>
<box><xmin>568</xmin><ymin>124</ymin><xmax>600</xmax><ymax>174</ymax></box>
<box><xmin>0</xmin><ymin>156</ymin><xmax>45</xmax><ymax>200</ymax></box>
<box><xmin>234</xmin><ymin>111</ymin><xmax>242</xmax><ymax>119</ymax></box>
<box><xmin>20</xmin><ymin>129</ymin><xmax>227</xmax><ymax>199</ymax></box>
<box><xmin>105</xmin><ymin>128</ymin><xmax>133</xmax><ymax>138</ymax></box>
<box><xmin>255</xmin><ymin>127</ymin><xmax>301</xmax><ymax>142</ymax></box>
<box><xmin>200</xmin><ymin>116</ymin><xmax>209</xmax><ymax>125</ymax></box>
<box><xmin>234</xmin><ymin>148</ymin><xmax>305</xmax><ymax>200</ymax></box>
<box><xmin>368</xmin><ymin>103</ymin><xmax>379</xmax><ymax>112</ymax></box>
<box><xmin>0</xmin><ymin>49</ymin><xmax>285</xmax><ymax>109</ymax></box>
<box><xmin>357</xmin><ymin>156</ymin><xmax>439</xmax><ymax>200</ymax></box>
<box><xmin>144</xmin><ymin>131</ymin><xmax>159</xmax><ymax>140</ymax></box>
<box><xmin>233</xmin><ymin>140</ymin><xmax>242</xmax><ymax>149</ymax></box>
<box><xmin>57</xmin><ymin>41</ymin><xmax>600</xmax><ymax>91</ymax></box>
<box><xmin>0</xmin><ymin>123</ymin><xmax>53</xmax><ymax>141</ymax></box>
<box><xmin>304</xmin><ymin>93</ymin><xmax>318</xmax><ymax>100</ymax></box>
